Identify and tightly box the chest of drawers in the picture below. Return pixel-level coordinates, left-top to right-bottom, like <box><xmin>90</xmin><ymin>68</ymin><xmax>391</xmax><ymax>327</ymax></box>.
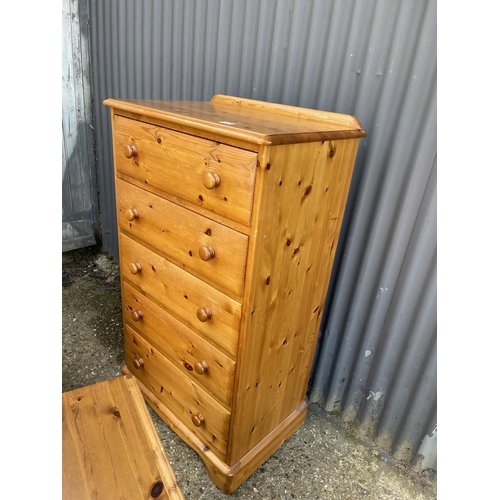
<box><xmin>104</xmin><ymin>95</ymin><xmax>366</xmax><ymax>493</ymax></box>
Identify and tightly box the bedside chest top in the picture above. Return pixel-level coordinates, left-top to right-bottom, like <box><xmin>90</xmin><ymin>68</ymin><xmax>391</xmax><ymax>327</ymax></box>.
<box><xmin>104</xmin><ymin>95</ymin><xmax>367</xmax><ymax>145</ymax></box>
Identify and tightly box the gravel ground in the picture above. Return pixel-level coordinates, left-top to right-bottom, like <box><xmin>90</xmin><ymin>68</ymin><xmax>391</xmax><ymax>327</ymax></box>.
<box><xmin>62</xmin><ymin>246</ymin><xmax>437</xmax><ymax>499</ymax></box>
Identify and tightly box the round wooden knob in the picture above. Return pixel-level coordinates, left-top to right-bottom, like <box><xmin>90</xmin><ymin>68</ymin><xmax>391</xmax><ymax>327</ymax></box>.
<box><xmin>133</xmin><ymin>358</ymin><xmax>144</xmax><ymax>369</ymax></box>
<box><xmin>202</xmin><ymin>171</ymin><xmax>221</xmax><ymax>190</ymax></box>
<box><xmin>191</xmin><ymin>413</ymin><xmax>205</xmax><ymax>427</ymax></box>
<box><xmin>129</xmin><ymin>262</ymin><xmax>142</xmax><ymax>275</ymax></box>
<box><xmin>125</xmin><ymin>208</ymin><xmax>139</xmax><ymax>221</ymax></box>
<box><xmin>198</xmin><ymin>246</ymin><xmax>215</xmax><ymax>261</ymax></box>
<box><xmin>131</xmin><ymin>310</ymin><xmax>144</xmax><ymax>321</ymax></box>
<box><xmin>124</xmin><ymin>144</ymin><xmax>138</xmax><ymax>158</ymax></box>
<box><xmin>194</xmin><ymin>361</ymin><xmax>209</xmax><ymax>375</ymax></box>
<box><xmin>196</xmin><ymin>308</ymin><xmax>212</xmax><ymax>322</ymax></box>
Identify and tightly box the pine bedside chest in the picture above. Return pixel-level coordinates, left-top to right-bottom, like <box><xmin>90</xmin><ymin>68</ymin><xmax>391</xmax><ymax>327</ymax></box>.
<box><xmin>104</xmin><ymin>95</ymin><xmax>366</xmax><ymax>493</ymax></box>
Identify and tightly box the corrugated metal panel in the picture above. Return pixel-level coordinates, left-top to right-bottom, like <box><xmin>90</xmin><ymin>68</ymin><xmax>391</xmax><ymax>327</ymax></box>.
<box><xmin>88</xmin><ymin>0</ymin><xmax>436</xmax><ymax>468</ymax></box>
<box><xmin>308</xmin><ymin>0</ymin><xmax>437</xmax><ymax>468</ymax></box>
<box><xmin>62</xmin><ymin>0</ymin><xmax>98</xmax><ymax>251</ymax></box>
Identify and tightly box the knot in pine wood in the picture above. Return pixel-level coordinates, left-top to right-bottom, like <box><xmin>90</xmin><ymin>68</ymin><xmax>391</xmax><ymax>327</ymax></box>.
<box><xmin>301</xmin><ymin>185</ymin><xmax>313</xmax><ymax>203</ymax></box>
<box><xmin>150</xmin><ymin>480</ymin><xmax>164</xmax><ymax>498</ymax></box>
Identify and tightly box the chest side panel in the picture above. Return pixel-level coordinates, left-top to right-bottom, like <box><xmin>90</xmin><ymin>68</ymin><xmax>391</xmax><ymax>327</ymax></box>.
<box><xmin>227</xmin><ymin>139</ymin><xmax>361</xmax><ymax>465</ymax></box>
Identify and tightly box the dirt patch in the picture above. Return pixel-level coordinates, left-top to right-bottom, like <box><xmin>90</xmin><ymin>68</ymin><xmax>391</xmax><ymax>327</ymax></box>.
<box><xmin>62</xmin><ymin>247</ymin><xmax>124</xmax><ymax>392</ymax></box>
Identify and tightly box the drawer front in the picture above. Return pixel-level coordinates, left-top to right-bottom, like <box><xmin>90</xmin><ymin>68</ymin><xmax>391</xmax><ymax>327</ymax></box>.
<box><xmin>120</xmin><ymin>234</ymin><xmax>241</xmax><ymax>358</ymax></box>
<box><xmin>122</xmin><ymin>281</ymin><xmax>235</xmax><ymax>407</ymax></box>
<box><xmin>125</xmin><ymin>327</ymin><xmax>230</xmax><ymax>461</ymax></box>
<box><xmin>113</xmin><ymin>115</ymin><xmax>257</xmax><ymax>226</ymax></box>
<box><xmin>116</xmin><ymin>178</ymin><xmax>248</xmax><ymax>297</ymax></box>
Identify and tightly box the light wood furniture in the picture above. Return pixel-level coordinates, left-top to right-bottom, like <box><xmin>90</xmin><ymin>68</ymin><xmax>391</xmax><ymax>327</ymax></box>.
<box><xmin>104</xmin><ymin>95</ymin><xmax>366</xmax><ymax>493</ymax></box>
<box><xmin>62</xmin><ymin>375</ymin><xmax>184</xmax><ymax>500</ymax></box>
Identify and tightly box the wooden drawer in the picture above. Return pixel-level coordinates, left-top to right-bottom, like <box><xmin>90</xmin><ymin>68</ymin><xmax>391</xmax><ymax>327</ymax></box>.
<box><xmin>125</xmin><ymin>327</ymin><xmax>230</xmax><ymax>462</ymax></box>
<box><xmin>122</xmin><ymin>281</ymin><xmax>235</xmax><ymax>407</ymax></box>
<box><xmin>119</xmin><ymin>234</ymin><xmax>241</xmax><ymax>358</ymax></box>
<box><xmin>116</xmin><ymin>178</ymin><xmax>248</xmax><ymax>297</ymax></box>
<box><xmin>113</xmin><ymin>115</ymin><xmax>257</xmax><ymax>226</ymax></box>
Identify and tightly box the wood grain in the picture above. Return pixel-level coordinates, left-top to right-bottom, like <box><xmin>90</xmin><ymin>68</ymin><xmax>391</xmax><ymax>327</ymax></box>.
<box><xmin>124</xmin><ymin>327</ymin><xmax>231</xmax><ymax>462</ymax></box>
<box><xmin>114</xmin><ymin>115</ymin><xmax>257</xmax><ymax>226</ymax></box>
<box><xmin>122</xmin><ymin>280</ymin><xmax>235</xmax><ymax>407</ymax></box>
<box><xmin>62</xmin><ymin>376</ymin><xmax>184</xmax><ymax>500</ymax></box>
<box><xmin>119</xmin><ymin>233</ymin><xmax>241</xmax><ymax>358</ymax></box>
<box><xmin>122</xmin><ymin>363</ymin><xmax>308</xmax><ymax>494</ymax></box>
<box><xmin>104</xmin><ymin>97</ymin><xmax>367</xmax><ymax>146</ymax></box>
<box><xmin>106</xmin><ymin>96</ymin><xmax>365</xmax><ymax>493</ymax></box>
<box><xmin>211</xmin><ymin>94</ymin><xmax>365</xmax><ymax>129</ymax></box>
<box><xmin>227</xmin><ymin>139</ymin><xmax>360</xmax><ymax>465</ymax></box>
<box><xmin>115</xmin><ymin>178</ymin><xmax>248</xmax><ymax>297</ymax></box>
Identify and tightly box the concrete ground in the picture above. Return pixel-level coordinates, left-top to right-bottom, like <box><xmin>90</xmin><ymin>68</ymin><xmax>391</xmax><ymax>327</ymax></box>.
<box><xmin>62</xmin><ymin>246</ymin><xmax>437</xmax><ymax>499</ymax></box>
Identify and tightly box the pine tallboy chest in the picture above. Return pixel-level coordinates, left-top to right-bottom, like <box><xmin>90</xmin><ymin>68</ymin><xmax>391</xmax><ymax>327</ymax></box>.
<box><xmin>104</xmin><ymin>95</ymin><xmax>366</xmax><ymax>493</ymax></box>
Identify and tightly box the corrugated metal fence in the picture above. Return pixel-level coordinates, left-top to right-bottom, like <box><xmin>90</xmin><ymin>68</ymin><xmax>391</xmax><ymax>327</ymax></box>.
<box><xmin>87</xmin><ymin>0</ymin><xmax>437</xmax><ymax>469</ymax></box>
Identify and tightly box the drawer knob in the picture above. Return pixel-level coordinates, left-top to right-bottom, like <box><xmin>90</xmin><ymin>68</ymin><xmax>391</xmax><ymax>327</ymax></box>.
<box><xmin>133</xmin><ymin>358</ymin><xmax>144</xmax><ymax>369</ymax></box>
<box><xmin>129</xmin><ymin>262</ymin><xmax>142</xmax><ymax>275</ymax></box>
<box><xmin>191</xmin><ymin>413</ymin><xmax>205</xmax><ymax>427</ymax></box>
<box><xmin>194</xmin><ymin>361</ymin><xmax>209</xmax><ymax>375</ymax></box>
<box><xmin>124</xmin><ymin>144</ymin><xmax>138</xmax><ymax>158</ymax></box>
<box><xmin>199</xmin><ymin>246</ymin><xmax>215</xmax><ymax>261</ymax></box>
<box><xmin>131</xmin><ymin>310</ymin><xmax>144</xmax><ymax>321</ymax></box>
<box><xmin>202</xmin><ymin>171</ymin><xmax>221</xmax><ymax>190</ymax></box>
<box><xmin>196</xmin><ymin>308</ymin><xmax>212</xmax><ymax>322</ymax></box>
<box><xmin>125</xmin><ymin>208</ymin><xmax>139</xmax><ymax>221</ymax></box>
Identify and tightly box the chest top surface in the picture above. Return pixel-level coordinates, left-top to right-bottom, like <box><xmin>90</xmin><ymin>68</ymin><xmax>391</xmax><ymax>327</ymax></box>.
<box><xmin>104</xmin><ymin>95</ymin><xmax>366</xmax><ymax>145</ymax></box>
